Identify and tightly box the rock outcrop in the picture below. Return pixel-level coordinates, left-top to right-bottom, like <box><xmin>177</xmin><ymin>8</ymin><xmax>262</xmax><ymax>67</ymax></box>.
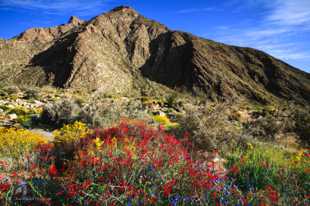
<box><xmin>0</xmin><ymin>6</ymin><xmax>309</xmax><ymax>103</ymax></box>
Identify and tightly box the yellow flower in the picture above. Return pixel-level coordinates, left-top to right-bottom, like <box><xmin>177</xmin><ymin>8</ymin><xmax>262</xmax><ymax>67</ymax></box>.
<box><xmin>153</xmin><ymin>114</ymin><xmax>171</xmax><ymax>125</ymax></box>
<box><xmin>294</xmin><ymin>150</ymin><xmax>304</xmax><ymax>162</ymax></box>
<box><xmin>247</xmin><ymin>143</ymin><xmax>254</xmax><ymax>150</ymax></box>
<box><xmin>153</xmin><ymin>114</ymin><xmax>180</xmax><ymax>130</ymax></box>
<box><xmin>88</xmin><ymin>150</ymin><xmax>95</xmax><ymax>156</ymax></box>
<box><xmin>94</xmin><ymin>137</ymin><xmax>103</xmax><ymax>149</ymax></box>
<box><xmin>0</xmin><ymin>127</ymin><xmax>47</xmax><ymax>158</ymax></box>
<box><xmin>53</xmin><ymin>121</ymin><xmax>90</xmax><ymax>143</ymax></box>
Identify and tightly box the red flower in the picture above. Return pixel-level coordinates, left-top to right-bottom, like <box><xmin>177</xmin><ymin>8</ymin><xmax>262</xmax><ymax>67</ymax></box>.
<box><xmin>81</xmin><ymin>179</ymin><xmax>92</xmax><ymax>190</ymax></box>
<box><xmin>48</xmin><ymin>164</ymin><xmax>58</xmax><ymax>177</ymax></box>
<box><xmin>56</xmin><ymin>190</ymin><xmax>64</xmax><ymax>196</ymax></box>
<box><xmin>119</xmin><ymin>122</ymin><xmax>129</xmax><ymax>135</ymax></box>
<box><xmin>188</xmin><ymin>166</ymin><xmax>198</xmax><ymax>177</ymax></box>
<box><xmin>265</xmin><ymin>185</ymin><xmax>279</xmax><ymax>204</ymax></box>
<box><xmin>164</xmin><ymin>135</ymin><xmax>180</xmax><ymax>145</ymax></box>
<box><xmin>66</xmin><ymin>183</ymin><xmax>79</xmax><ymax>198</ymax></box>
<box><xmin>10</xmin><ymin>172</ymin><xmax>18</xmax><ymax>178</ymax></box>
<box><xmin>0</xmin><ymin>183</ymin><xmax>10</xmax><ymax>192</ymax></box>
<box><xmin>153</xmin><ymin>158</ymin><xmax>163</xmax><ymax>169</ymax></box>
<box><xmin>211</xmin><ymin>191</ymin><xmax>217</xmax><ymax>199</ymax></box>
<box><xmin>90</xmin><ymin>157</ymin><xmax>101</xmax><ymax>165</ymax></box>
<box><xmin>229</xmin><ymin>165</ymin><xmax>239</xmax><ymax>175</ymax></box>
<box><xmin>163</xmin><ymin>179</ymin><xmax>176</xmax><ymax>197</ymax></box>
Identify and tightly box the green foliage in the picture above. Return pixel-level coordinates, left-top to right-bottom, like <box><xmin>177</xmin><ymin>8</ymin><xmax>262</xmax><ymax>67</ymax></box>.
<box><xmin>226</xmin><ymin>143</ymin><xmax>310</xmax><ymax>203</ymax></box>
<box><xmin>165</xmin><ymin>92</ymin><xmax>178</xmax><ymax>108</ymax></box>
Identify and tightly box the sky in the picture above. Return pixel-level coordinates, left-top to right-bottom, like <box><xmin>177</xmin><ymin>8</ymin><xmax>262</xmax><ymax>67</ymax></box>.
<box><xmin>0</xmin><ymin>0</ymin><xmax>309</xmax><ymax>72</ymax></box>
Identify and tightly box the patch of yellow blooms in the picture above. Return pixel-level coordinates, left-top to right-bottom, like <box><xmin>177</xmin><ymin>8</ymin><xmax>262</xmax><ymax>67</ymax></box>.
<box><xmin>247</xmin><ymin>143</ymin><xmax>254</xmax><ymax>150</ymax></box>
<box><xmin>92</xmin><ymin>136</ymin><xmax>137</xmax><ymax>159</ymax></box>
<box><xmin>0</xmin><ymin>127</ymin><xmax>47</xmax><ymax>158</ymax></box>
<box><xmin>153</xmin><ymin>114</ymin><xmax>179</xmax><ymax>130</ymax></box>
<box><xmin>53</xmin><ymin>121</ymin><xmax>90</xmax><ymax>143</ymax></box>
<box><xmin>93</xmin><ymin>137</ymin><xmax>103</xmax><ymax>149</ymax></box>
<box><xmin>291</xmin><ymin>149</ymin><xmax>309</xmax><ymax>165</ymax></box>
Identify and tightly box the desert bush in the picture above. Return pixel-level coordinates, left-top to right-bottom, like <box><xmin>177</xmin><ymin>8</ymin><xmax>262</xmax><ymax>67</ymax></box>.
<box><xmin>292</xmin><ymin>107</ymin><xmax>310</xmax><ymax>145</ymax></box>
<box><xmin>40</xmin><ymin>99</ymin><xmax>82</xmax><ymax>127</ymax></box>
<box><xmin>244</xmin><ymin>103</ymin><xmax>310</xmax><ymax>145</ymax></box>
<box><xmin>165</xmin><ymin>92</ymin><xmax>179</xmax><ymax>108</ymax></box>
<box><xmin>1</xmin><ymin>85</ymin><xmax>20</xmax><ymax>95</ymax></box>
<box><xmin>22</xmin><ymin>87</ymin><xmax>40</xmax><ymax>100</ymax></box>
<box><xmin>41</xmin><ymin>97</ymin><xmax>151</xmax><ymax>128</ymax></box>
<box><xmin>243</xmin><ymin>113</ymin><xmax>282</xmax><ymax>140</ymax></box>
<box><xmin>178</xmin><ymin>102</ymin><xmax>242</xmax><ymax>151</ymax></box>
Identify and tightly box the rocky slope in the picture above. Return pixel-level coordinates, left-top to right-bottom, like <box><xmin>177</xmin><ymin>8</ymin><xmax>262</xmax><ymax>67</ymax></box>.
<box><xmin>0</xmin><ymin>6</ymin><xmax>309</xmax><ymax>104</ymax></box>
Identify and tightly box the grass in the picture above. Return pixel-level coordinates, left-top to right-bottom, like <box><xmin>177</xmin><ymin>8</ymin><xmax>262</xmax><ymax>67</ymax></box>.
<box><xmin>225</xmin><ymin>142</ymin><xmax>309</xmax><ymax>205</ymax></box>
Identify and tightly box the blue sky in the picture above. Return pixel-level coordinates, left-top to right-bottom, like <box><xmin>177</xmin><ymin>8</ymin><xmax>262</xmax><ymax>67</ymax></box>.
<box><xmin>0</xmin><ymin>0</ymin><xmax>309</xmax><ymax>72</ymax></box>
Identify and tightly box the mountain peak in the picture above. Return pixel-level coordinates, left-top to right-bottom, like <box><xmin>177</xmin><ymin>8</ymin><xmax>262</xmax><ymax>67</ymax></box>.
<box><xmin>68</xmin><ymin>16</ymin><xmax>84</xmax><ymax>25</ymax></box>
<box><xmin>1</xmin><ymin>7</ymin><xmax>309</xmax><ymax>104</ymax></box>
<box><xmin>109</xmin><ymin>5</ymin><xmax>139</xmax><ymax>15</ymax></box>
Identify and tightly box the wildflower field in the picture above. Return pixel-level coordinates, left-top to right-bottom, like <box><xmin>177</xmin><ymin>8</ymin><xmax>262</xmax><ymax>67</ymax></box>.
<box><xmin>0</xmin><ymin>121</ymin><xmax>309</xmax><ymax>206</ymax></box>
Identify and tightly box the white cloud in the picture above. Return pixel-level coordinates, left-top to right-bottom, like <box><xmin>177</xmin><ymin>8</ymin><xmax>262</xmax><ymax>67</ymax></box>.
<box><xmin>245</xmin><ymin>28</ymin><xmax>291</xmax><ymax>39</ymax></box>
<box><xmin>267</xmin><ymin>0</ymin><xmax>310</xmax><ymax>26</ymax></box>
<box><xmin>210</xmin><ymin>0</ymin><xmax>310</xmax><ymax>67</ymax></box>
<box><xmin>216</xmin><ymin>27</ymin><xmax>309</xmax><ymax>61</ymax></box>
<box><xmin>0</xmin><ymin>0</ymin><xmax>112</xmax><ymax>16</ymax></box>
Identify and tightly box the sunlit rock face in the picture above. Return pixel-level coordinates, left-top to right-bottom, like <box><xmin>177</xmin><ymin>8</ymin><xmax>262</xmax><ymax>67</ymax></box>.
<box><xmin>0</xmin><ymin>6</ymin><xmax>309</xmax><ymax>103</ymax></box>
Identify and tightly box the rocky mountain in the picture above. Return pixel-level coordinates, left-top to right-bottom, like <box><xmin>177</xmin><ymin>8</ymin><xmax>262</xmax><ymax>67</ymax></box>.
<box><xmin>0</xmin><ymin>6</ymin><xmax>309</xmax><ymax>104</ymax></box>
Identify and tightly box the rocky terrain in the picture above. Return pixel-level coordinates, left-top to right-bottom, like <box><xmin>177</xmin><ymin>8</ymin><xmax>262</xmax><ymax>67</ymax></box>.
<box><xmin>0</xmin><ymin>6</ymin><xmax>309</xmax><ymax>104</ymax></box>
<box><xmin>0</xmin><ymin>6</ymin><xmax>309</xmax><ymax>148</ymax></box>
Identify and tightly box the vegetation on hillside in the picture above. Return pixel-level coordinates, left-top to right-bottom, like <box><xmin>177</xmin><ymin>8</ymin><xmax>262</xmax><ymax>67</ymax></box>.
<box><xmin>0</xmin><ymin>121</ymin><xmax>309</xmax><ymax>205</ymax></box>
<box><xmin>0</xmin><ymin>86</ymin><xmax>309</xmax><ymax>205</ymax></box>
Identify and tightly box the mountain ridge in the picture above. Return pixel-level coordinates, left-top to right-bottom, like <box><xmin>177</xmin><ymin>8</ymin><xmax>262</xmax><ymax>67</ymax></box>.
<box><xmin>0</xmin><ymin>6</ymin><xmax>309</xmax><ymax>104</ymax></box>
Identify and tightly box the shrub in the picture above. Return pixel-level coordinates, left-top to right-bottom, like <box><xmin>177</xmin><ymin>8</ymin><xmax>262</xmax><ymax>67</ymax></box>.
<box><xmin>40</xmin><ymin>97</ymin><xmax>151</xmax><ymax>128</ymax></box>
<box><xmin>165</xmin><ymin>92</ymin><xmax>179</xmax><ymax>108</ymax></box>
<box><xmin>179</xmin><ymin>102</ymin><xmax>242</xmax><ymax>150</ymax></box>
<box><xmin>40</xmin><ymin>99</ymin><xmax>82</xmax><ymax>127</ymax></box>
<box><xmin>243</xmin><ymin>113</ymin><xmax>282</xmax><ymax>140</ymax></box>
<box><xmin>293</xmin><ymin>107</ymin><xmax>310</xmax><ymax>145</ymax></box>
